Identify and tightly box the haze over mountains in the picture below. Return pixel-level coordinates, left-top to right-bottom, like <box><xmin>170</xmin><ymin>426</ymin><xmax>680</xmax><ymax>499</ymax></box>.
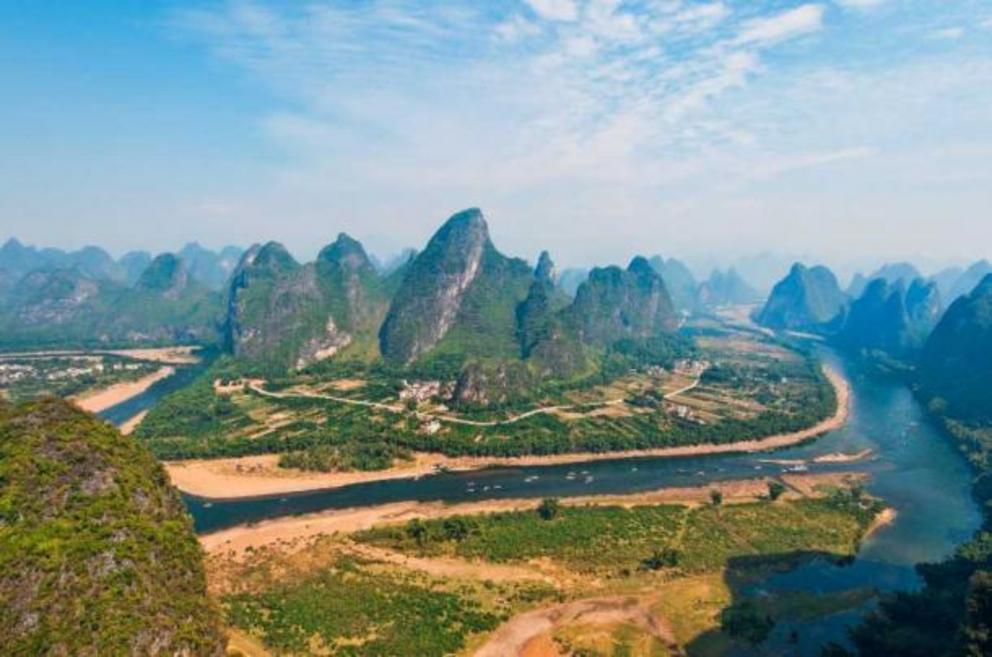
<box><xmin>3</xmin><ymin>215</ymin><xmax>991</xmax><ymax>371</ymax></box>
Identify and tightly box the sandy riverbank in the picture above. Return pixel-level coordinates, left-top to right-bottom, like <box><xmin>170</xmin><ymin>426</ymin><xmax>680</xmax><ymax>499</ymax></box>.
<box><xmin>120</xmin><ymin>410</ymin><xmax>148</xmax><ymax>435</ymax></box>
<box><xmin>168</xmin><ymin>366</ymin><xmax>850</xmax><ymax>500</ymax></box>
<box><xmin>199</xmin><ymin>471</ymin><xmax>865</xmax><ymax>557</ymax></box>
<box><xmin>72</xmin><ymin>366</ymin><xmax>175</xmax><ymax>413</ymax></box>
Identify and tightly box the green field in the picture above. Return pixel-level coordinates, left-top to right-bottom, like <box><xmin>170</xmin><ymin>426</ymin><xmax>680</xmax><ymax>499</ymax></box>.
<box><xmin>355</xmin><ymin>493</ymin><xmax>880</xmax><ymax>576</ymax></box>
<box><xmin>223</xmin><ymin>555</ymin><xmax>501</xmax><ymax>657</ymax></box>
<box><xmin>222</xmin><ymin>491</ymin><xmax>883</xmax><ymax>657</ymax></box>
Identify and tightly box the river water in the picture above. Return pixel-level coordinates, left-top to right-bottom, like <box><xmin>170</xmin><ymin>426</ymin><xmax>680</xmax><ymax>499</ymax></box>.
<box><xmin>119</xmin><ymin>352</ymin><xmax>983</xmax><ymax>655</ymax></box>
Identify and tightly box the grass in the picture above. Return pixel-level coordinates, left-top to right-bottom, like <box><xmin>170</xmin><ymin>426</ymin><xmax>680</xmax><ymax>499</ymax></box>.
<box><xmin>355</xmin><ymin>493</ymin><xmax>881</xmax><ymax>577</ymax></box>
<box><xmin>223</xmin><ymin>555</ymin><xmax>500</xmax><ymax>657</ymax></box>
<box><xmin>217</xmin><ymin>489</ymin><xmax>885</xmax><ymax>657</ymax></box>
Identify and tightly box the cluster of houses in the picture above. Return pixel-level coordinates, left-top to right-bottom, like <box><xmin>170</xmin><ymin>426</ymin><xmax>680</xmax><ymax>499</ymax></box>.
<box><xmin>399</xmin><ymin>379</ymin><xmax>455</xmax><ymax>404</ymax></box>
<box><xmin>0</xmin><ymin>357</ymin><xmax>144</xmax><ymax>388</ymax></box>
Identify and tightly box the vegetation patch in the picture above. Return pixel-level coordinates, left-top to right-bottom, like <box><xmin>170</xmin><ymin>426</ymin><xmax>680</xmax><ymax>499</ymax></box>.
<box><xmin>223</xmin><ymin>556</ymin><xmax>500</xmax><ymax>657</ymax></box>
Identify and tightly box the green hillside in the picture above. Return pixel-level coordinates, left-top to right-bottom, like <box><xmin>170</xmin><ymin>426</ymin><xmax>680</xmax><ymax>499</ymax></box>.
<box><xmin>0</xmin><ymin>398</ymin><xmax>225</xmax><ymax>655</ymax></box>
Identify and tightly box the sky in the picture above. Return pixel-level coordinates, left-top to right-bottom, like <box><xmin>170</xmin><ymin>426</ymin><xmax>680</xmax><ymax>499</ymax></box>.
<box><xmin>1</xmin><ymin>0</ymin><xmax>990</xmax><ymax>274</ymax></box>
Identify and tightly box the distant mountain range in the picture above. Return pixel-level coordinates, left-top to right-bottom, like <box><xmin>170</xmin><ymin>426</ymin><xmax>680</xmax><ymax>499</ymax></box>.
<box><xmin>0</xmin><ymin>238</ymin><xmax>242</xmax><ymax>291</ymax></box>
<box><xmin>0</xmin><ymin>239</ymin><xmax>242</xmax><ymax>348</ymax></box>
<box><xmin>757</xmin><ymin>258</ymin><xmax>990</xmax><ymax>362</ymax></box>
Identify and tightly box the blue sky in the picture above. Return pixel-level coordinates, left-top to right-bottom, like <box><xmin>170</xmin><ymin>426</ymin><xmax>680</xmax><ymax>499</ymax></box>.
<box><xmin>1</xmin><ymin>0</ymin><xmax>990</xmax><ymax>271</ymax></box>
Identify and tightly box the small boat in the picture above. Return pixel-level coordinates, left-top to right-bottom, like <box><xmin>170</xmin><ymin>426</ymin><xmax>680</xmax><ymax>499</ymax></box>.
<box><xmin>783</xmin><ymin>464</ymin><xmax>809</xmax><ymax>473</ymax></box>
<box><xmin>524</xmin><ymin>475</ymin><xmax>539</xmax><ymax>483</ymax></box>
<box><xmin>630</xmin><ymin>466</ymin><xmax>638</xmax><ymax>472</ymax></box>
<box><xmin>202</xmin><ymin>502</ymin><xmax>213</xmax><ymax>509</ymax></box>
<box><xmin>584</xmin><ymin>476</ymin><xmax>594</xmax><ymax>483</ymax></box>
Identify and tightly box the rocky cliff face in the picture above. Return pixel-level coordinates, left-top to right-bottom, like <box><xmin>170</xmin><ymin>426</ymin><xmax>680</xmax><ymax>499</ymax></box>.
<box><xmin>837</xmin><ymin>278</ymin><xmax>941</xmax><ymax>357</ymax></box>
<box><xmin>566</xmin><ymin>256</ymin><xmax>679</xmax><ymax>346</ymax></box>
<box><xmin>919</xmin><ymin>274</ymin><xmax>992</xmax><ymax>420</ymax></box>
<box><xmin>379</xmin><ymin>208</ymin><xmax>533</xmax><ymax>364</ymax></box>
<box><xmin>315</xmin><ymin>232</ymin><xmax>390</xmax><ymax>341</ymax></box>
<box><xmin>517</xmin><ymin>251</ymin><xmax>570</xmax><ymax>357</ymax></box>
<box><xmin>756</xmin><ymin>263</ymin><xmax>846</xmax><ymax>332</ymax></box>
<box><xmin>224</xmin><ymin>234</ymin><xmax>391</xmax><ymax>369</ymax></box>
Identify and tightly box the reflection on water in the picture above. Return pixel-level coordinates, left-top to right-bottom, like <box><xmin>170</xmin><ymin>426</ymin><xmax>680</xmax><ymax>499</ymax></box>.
<box><xmin>181</xmin><ymin>351</ymin><xmax>981</xmax><ymax>655</ymax></box>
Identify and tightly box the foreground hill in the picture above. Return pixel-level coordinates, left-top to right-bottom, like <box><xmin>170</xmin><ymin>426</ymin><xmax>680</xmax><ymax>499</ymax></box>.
<box><xmin>756</xmin><ymin>263</ymin><xmax>846</xmax><ymax>332</ymax></box>
<box><xmin>0</xmin><ymin>398</ymin><xmax>224</xmax><ymax>655</ymax></box>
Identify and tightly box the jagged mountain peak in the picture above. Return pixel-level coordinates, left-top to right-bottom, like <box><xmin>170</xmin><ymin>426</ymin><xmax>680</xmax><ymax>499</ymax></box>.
<box><xmin>136</xmin><ymin>253</ymin><xmax>191</xmax><ymax>298</ymax></box>
<box><xmin>317</xmin><ymin>232</ymin><xmax>374</xmax><ymax>273</ymax></box>
<box><xmin>251</xmin><ymin>241</ymin><xmax>298</xmax><ymax>273</ymax></box>
<box><xmin>535</xmin><ymin>251</ymin><xmax>555</xmax><ymax>282</ymax></box>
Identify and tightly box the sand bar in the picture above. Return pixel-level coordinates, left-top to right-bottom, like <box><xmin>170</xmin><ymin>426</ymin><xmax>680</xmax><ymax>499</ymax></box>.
<box><xmin>72</xmin><ymin>366</ymin><xmax>175</xmax><ymax>413</ymax></box>
<box><xmin>199</xmin><ymin>472</ymin><xmax>866</xmax><ymax>556</ymax></box>
<box><xmin>169</xmin><ymin>366</ymin><xmax>850</xmax><ymax>500</ymax></box>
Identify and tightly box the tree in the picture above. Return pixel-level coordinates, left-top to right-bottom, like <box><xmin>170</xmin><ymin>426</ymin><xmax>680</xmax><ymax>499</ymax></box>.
<box><xmin>964</xmin><ymin>570</ymin><xmax>992</xmax><ymax>657</ymax></box>
<box><xmin>642</xmin><ymin>548</ymin><xmax>680</xmax><ymax>571</ymax></box>
<box><xmin>768</xmin><ymin>481</ymin><xmax>786</xmax><ymax>501</ymax></box>
<box><xmin>537</xmin><ymin>497</ymin><xmax>561</xmax><ymax>521</ymax></box>
<box><xmin>406</xmin><ymin>518</ymin><xmax>428</xmax><ymax>545</ymax></box>
<box><xmin>442</xmin><ymin>516</ymin><xmax>474</xmax><ymax>542</ymax></box>
<box><xmin>710</xmin><ymin>489</ymin><xmax>723</xmax><ymax>506</ymax></box>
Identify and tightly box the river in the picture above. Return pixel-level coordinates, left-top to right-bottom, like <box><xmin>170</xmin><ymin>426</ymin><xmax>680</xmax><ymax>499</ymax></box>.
<box><xmin>125</xmin><ymin>351</ymin><xmax>984</xmax><ymax>655</ymax></box>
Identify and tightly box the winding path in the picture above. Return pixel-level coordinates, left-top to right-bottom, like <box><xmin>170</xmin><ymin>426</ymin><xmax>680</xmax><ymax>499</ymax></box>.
<box><xmin>247</xmin><ymin>369</ymin><xmax>705</xmax><ymax>429</ymax></box>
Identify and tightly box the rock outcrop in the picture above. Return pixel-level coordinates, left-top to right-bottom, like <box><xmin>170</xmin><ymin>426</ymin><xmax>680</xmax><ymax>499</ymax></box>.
<box><xmin>379</xmin><ymin>209</ymin><xmax>533</xmax><ymax>364</ymax></box>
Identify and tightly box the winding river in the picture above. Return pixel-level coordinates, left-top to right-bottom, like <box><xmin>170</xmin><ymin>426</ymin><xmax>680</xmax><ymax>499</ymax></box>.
<box><xmin>118</xmin><ymin>351</ymin><xmax>983</xmax><ymax>654</ymax></box>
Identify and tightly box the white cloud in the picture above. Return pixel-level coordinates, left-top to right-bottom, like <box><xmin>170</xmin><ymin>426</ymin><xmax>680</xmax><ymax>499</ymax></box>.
<box><xmin>930</xmin><ymin>27</ymin><xmax>964</xmax><ymax>40</ymax></box>
<box><xmin>736</xmin><ymin>4</ymin><xmax>825</xmax><ymax>45</ymax></box>
<box><xmin>495</xmin><ymin>14</ymin><xmax>541</xmax><ymax>42</ymax></box>
<box><xmin>835</xmin><ymin>0</ymin><xmax>886</xmax><ymax>10</ymax></box>
<box><xmin>169</xmin><ymin>1</ymin><xmax>992</xmax><ymax>264</ymax></box>
<box><xmin>524</xmin><ymin>0</ymin><xmax>578</xmax><ymax>22</ymax></box>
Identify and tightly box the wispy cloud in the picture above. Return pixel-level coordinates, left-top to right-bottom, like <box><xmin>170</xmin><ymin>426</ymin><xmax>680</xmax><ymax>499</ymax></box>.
<box><xmin>930</xmin><ymin>26</ymin><xmax>965</xmax><ymax>40</ymax></box>
<box><xmin>736</xmin><ymin>4</ymin><xmax>824</xmax><ymax>45</ymax></box>
<box><xmin>524</xmin><ymin>0</ymin><xmax>578</xmax><ymax>22</ymax></box>
<box><xmin>835</xmin><ymin>0</ymin><xmax>886</xmax><ymax>10</ymax></box>
<box><xmin>171</xmin><ymin>0</ymin><xmax>992</xmax><ymax>262</ymax></box>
